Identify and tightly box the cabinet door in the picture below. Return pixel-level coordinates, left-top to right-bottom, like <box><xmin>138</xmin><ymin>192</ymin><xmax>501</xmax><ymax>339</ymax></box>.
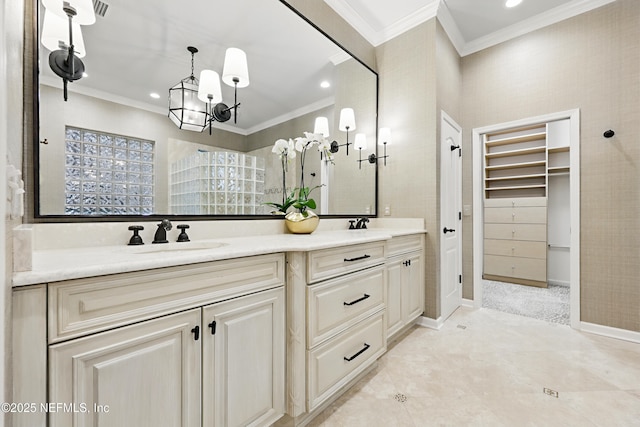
<box><xmin>202</xmin><ymin>287</ymin><xmax>285</xmax><ymax>427</ymax></box>
<box><xmin>385</xmin><ymin>257</ymin><xmax>404</xmax><ymax>337</ymax></box>
<box><xmin>403</xmin><ymin>251</ymin><xmax>424</xmax><ymax>324</ymax></box>
<box><xmin>49</xmin><ymin>309</ymin><xmax>201</xmax><ymax>427</ymax></box>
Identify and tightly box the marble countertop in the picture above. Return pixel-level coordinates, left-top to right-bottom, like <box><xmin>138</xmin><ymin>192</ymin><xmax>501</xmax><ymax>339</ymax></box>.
<box><xmin>12</xmin><ymin>228</ymin><xmax>426</xmax><ymax>287</ymax></box>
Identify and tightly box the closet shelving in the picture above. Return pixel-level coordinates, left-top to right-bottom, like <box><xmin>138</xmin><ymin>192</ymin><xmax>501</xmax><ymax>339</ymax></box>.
<box><xmin>483</xmin><ymin>129</ymin><xmax>547</xmax><ymax>199</ymax></box>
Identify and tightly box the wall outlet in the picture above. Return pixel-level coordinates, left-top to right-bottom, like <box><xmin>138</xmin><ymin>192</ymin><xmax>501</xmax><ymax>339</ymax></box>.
<box><xmin>384</xmin><ymin>205</ymin><xmax>391</xmax><ymax>216</ymax></box>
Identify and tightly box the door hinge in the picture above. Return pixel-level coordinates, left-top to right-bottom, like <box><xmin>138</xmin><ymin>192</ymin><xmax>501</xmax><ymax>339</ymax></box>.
<box><xmin>459</xmin><ymin>148</ymin><xmax>462</xmax><ymax>157</ymax></box>
<box><xmin>459</xmin><ymin>211</ymin><xmax>462</xmax><ymax>220</ymax></box>
<box><xmin>459</xmin><ymin>274</ymin><xmax>462</xmax><ymax>284</ymax></box>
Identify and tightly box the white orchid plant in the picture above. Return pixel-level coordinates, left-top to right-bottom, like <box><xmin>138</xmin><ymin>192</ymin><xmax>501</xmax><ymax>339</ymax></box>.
<box><xmin>266</xmin><ymin>132</ymin><xmax>333</xmax><ymax>216</ymax></box>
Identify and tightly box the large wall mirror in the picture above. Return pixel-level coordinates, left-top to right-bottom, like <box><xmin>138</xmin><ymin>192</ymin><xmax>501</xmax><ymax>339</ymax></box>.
<box><xmin>33</xmin><ymin>0</ymin><xmax>378</xmax><ymax>219</ymax></box>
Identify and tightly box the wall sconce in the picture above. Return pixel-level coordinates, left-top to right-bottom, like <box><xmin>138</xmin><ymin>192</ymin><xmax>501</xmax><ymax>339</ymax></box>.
<box><xmin>368</xmin><ymin>127</ymin><xmax>391</xmax><ymax>166</ymax></box>
<box><xmin>354</xmin><ymin>133</ymin><xmax>367</xmax><ymax>169</ymax></box>
<box><xmin>41</xmin><ymin>9</ymin><xmax>86</xmax><ymax>58</ymax></box>
<box><xmin>168</xmin><ymin>46</ymin><xmax>209</xmax><ymax>132</ymax></box>
<box><xmin>222</xmin><ymin>47</ymin><xmax>250</xmax><ymax>124</ymax></box>
<box><xmin>330</xmin><ymin>108</ymin><xmax>356</xmax><ymax>155</ymax></box>
<box><xmin>42</xmin><ymin>0</ymin><xmax>95</xmax><ymax>101</ymax></box>
<box><xmin>198</xmin><ymin>69</ymin><xmax>228</xmax><ymax>134</ymax></box>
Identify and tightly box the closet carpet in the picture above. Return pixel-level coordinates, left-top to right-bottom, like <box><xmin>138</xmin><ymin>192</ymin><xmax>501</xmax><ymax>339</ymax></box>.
<box><xmin>482</xmin><ymin>280</ymin><xmax>570</xmax><ymax>325</ymax></box>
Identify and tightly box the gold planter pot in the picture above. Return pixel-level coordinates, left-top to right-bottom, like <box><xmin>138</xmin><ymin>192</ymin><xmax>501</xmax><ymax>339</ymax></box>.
<box><xmin>284</xmin><ymin>210</ymin><xmax>319</xmax><ymax>234</ymax></box>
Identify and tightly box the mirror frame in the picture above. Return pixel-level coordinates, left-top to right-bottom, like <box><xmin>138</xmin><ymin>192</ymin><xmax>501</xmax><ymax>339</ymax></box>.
<box><xmin>27</xmin><ymin>0</ymin><xmax>379</xmax><ymax>223</ymax></box>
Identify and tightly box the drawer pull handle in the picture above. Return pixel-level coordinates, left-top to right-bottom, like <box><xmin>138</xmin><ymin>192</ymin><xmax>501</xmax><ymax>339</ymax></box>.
<box><xmin>344</xmin><ymin>294</ymin><xmax>370</xmax><ymax>306</ymax></box>
<box><xmin>344</xmin><ymin>343</ymin><xmax>371</xmax><ymax>362</ymax></box>
<box><xmin>344</xmin><ymin>254</ymin><xmax>371</xmax><ymax>262</ymax></box>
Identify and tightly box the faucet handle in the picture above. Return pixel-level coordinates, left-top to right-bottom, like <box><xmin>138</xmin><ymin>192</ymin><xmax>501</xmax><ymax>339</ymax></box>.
<box><xmin>127</xmin><ymin>225</ymin><xmax>144</xmax><ymax>246</ymax></box>
<box><xmin>177</xmin><ymin>224</ymin><xmax>190</xmax><ymax>242</ymax></box>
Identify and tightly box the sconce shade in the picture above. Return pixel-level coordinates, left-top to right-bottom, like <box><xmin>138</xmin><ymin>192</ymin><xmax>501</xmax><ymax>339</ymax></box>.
<box><xmin>198</xmin><ymin>70</ymin><xmax>222</xmax><ymax>104</ymax></box>
<box><xmin>379</xmin><ymin>127</ymin><xmax>392</xmax><ymax>145</ymax></box>
<box><xmin>314</xmin><ymin>117</ymin><xmax>330</xmax><ymax>137</ymax></box>
<box><xmin>42</xmin><ymin>0</ymin><xmax>96</xmax><ymax>25</ymax></box>
<box><xmin>354</xmin><ymin>133</ymin><xmax>367</xmax><ymax>150</ymax></box>
<box><xmin>222</xmin><ymin>48</ymin><xmax>250</xmax><ymax>88</ymax></box>
<box><xmin>339</xmin><ymin>108</ymin><xmax>356</xmax><ymax>131</ymax></box>
<box><xmin>41</xmin><ymin>9</ymin><xmax>86</xmax><ymax>57</ymax></box>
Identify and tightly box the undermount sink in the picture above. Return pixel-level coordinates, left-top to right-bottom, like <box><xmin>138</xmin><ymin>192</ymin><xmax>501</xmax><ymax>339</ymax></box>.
<box><xmin>129</xmin><ymin>241</ymin><xmax>228</xmax><ymax>254</ymax></box>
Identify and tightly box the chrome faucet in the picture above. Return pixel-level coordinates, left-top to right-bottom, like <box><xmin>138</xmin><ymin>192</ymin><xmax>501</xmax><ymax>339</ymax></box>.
<box><xmin>152</xmin><ymin>219</ymin><xmax>172</xmax><ymax>244</ymax></box>
<box><xmin>355</xmin><ymin>217</ymin><xmax>369</xmax><ymax>229</ymax></box>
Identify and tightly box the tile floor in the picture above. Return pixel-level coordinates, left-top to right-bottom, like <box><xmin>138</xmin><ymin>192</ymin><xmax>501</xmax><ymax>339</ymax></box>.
<box><xmin>307</xmin><ymin>307</ymin><xmax>640</xmax><ymax>427</ymax></box>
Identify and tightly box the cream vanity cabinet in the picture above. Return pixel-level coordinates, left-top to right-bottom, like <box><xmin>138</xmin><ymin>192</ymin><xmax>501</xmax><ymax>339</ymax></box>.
<box><xmin>15</xmin><ymin>253</ymin><xmax>285</xmax><ymax>427</ymax></box>
<box><xmin>385</xmin><ymin>234</ymin><xmax>425</xmax><ymax>339</ymax></box>
<box><xmin>283</xmin><ymin>239</ymin><xmax>400</xmax><ymax>425</ymax></box>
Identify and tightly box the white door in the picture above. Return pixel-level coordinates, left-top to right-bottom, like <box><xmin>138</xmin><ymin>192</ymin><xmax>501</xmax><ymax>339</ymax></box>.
<box><xmin>440</xmin><ymin>111</ymin><xmax>463</xmax><ymax>321</ymax></box>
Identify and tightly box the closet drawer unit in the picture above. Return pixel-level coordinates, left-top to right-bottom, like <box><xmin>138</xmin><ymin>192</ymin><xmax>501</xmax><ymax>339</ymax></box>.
<box><xmin>484</xmin><ymin>206</ymin><xmax>547</xmax><ymax>224</ymax></box>
<box><xmin>307</xmin><ymin>311</ymin><xmax>386</xmax><ymax>411</ymax></box>
<box><xmin>484</xmin><ymin>223</ymin><xmax>546</xmax><ymax>241</ymax></box>
<box><xmin>484</xmin><ymin>254</ymin><xmax>546</xmax><ymax>282</ymax></box>
<box><xmin>484</xmin><ymin>239</ymin><xmax>546</xmax><ymax>259</ymax></box>
<box><xmin>386</xmin><ymin>234</ymin><xmax>424</xmax><ymax>258</ymax></box>
<box><xmin>485</xmin><ymin>197</ymin><xmax>547</xmax><ymax>208</ymax></box>
<box><xmin>307</xmin><ymin>266</ymin><xmax>384</xmax><ymax>347</ymax></box>
<box><xmin>48</xmin><ymin>253</ymin><xmax>285</xmax><ymax>343</ymax></box>
<box><xmin>307</xmin><ymin>241</ymin><xmax>385</xmax><ymax>284</ymax></box>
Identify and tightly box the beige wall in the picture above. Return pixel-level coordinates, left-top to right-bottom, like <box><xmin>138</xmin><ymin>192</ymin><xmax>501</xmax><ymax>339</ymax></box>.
<box><xmin>461</xmin><ymin>0</ymin><xmax>640</xmax><ymax>331</ymax></box>
<box><xmin>377</xmin><ymin>21</ymin><xmax>439</xmax><ymax>318</ymax></box>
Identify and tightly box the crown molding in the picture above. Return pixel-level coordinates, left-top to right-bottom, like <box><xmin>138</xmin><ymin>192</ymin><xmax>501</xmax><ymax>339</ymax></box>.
<box><xmin>435</xmin><ymin>2</ymin><xmax>466</xmax><ymax>56</ymax></box>
<box><xmin>324</xmin><ymin>0</ymin><xmax>440</xmax><ymax>47</ymax></box>
<box><xmin>460</xmin><ymin>0</ymin><xmax>617</xmax><ymax>56</ymax></box>
<box><xmin>245</xmin><ymin>96</ymin><xmax>335</xmax><ymax>135</ymax></box>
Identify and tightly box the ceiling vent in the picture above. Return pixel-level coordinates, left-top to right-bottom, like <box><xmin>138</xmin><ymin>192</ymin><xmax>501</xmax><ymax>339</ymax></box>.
<box><xmin>93</xmin><ymin>0</ymin><xmax>109</xmax><ymax>18</ymax></box>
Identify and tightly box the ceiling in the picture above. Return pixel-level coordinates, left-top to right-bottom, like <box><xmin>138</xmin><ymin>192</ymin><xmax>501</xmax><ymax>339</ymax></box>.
<box><xmin>38</xmin><ymin>0</ymin><xmax>616</xmax><ymax>135</ymax></box>
<box><xmin>324</xmin><ymin>0</ymin><xmax>616</xmax><ymax>55</ymax></box>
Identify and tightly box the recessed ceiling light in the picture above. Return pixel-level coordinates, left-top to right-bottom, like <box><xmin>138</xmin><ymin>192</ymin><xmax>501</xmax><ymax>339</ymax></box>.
<box><xmin>150</xmin><ymin>92</ymin><xmax>161</xmax><ymax>99</ymax></box>
<box><xmin>320</xmin><ymin>81</ymin><xmax>331</xmax><ymax>89</ymax></box>
<box><xmin>505</xmin><ymin>0</ymin><xmax>522</xmax><ymax>7</ymax></box>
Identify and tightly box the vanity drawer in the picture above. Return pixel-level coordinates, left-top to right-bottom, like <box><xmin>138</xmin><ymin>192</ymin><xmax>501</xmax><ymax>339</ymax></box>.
<box><xmin>307</xmin><ymin>311</ymin><xmax>385</xmax><ymax>411</ymax></box>
<box><xmin>307</xmin><ymin>265</ymin><xmax>384</xmax><ymax>347</ymax></box>
<box><xmin>484</xmin><ymin>223</ymin><xmax>546</xmax><ymax>241</ymax></box>
<box><xmin>484</xmin><ymin>239</ymin><xmax>546</xmax><ymax>259</ymax></box>
<box><xmin>484</xmin><ymin>206</ymin><xmax>547</xmax><ymax>224</ymax></box>
<box><xmin>386</xmin><ymin>234</ymin><xmax>424</xmax><ymax>258</ymax></box>
<box><xmin>484</xmin><ymin>197</ymin><xmax>547</xmax><ymax>208</ymax></box>
<box><xmin>307</xmin><ymin>241</ymin><xmax>385</xmax><ymax>283</ymax></box>
<box><xmin>484</xmin><ymin>254</ymin><xmax>546</xmax><ymax>282</ymax></box>
<box><xmin>48</xmin><ymin>253</ymin><xmax>284</xmax><ymax>343</ymax></box>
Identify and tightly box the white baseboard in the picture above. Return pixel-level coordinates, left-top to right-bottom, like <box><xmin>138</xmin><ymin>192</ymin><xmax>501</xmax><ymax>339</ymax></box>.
<box><xmin>461</xmin><ymin>298</ymin><xmax>475</xmax><ymax>308</ymax></box>
<box><xmin>580</xmin><ymin>322</ymin><xmax>640</xmax><ymax>344</ymax></box>
<box><xmin>547</xmin><ymin>279</ymin><xmax>570</xmax><ymax>287</ymax></box>
<box><xmin>418</xmin><ymin>315</ymin><xmax>444</xmax><ymax>330</ymax></box>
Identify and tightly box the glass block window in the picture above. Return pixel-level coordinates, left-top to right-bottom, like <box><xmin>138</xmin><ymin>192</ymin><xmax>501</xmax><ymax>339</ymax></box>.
<box><xmin>64</xmin><ymin>127</ymin><xmax>155</xmax><ymax>215</ymax></box>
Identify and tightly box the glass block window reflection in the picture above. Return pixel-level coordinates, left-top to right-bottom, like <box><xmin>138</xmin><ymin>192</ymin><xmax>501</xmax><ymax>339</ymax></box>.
<box><xmin>64</xmin><ymin>127</ymin><xmax>155</xmax><ymax>215</ymax></box>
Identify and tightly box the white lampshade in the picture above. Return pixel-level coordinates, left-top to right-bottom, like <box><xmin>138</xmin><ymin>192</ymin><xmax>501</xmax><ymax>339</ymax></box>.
<box><xmin>314</xmin><ymin>117</ymin><xmax>330</xmax><ymax>137</ymax></box>
<box><xmin>198</xmin><ymin>70</ymin><xmax>222</xmax><ymax>104</ymax></box>
<box><xmin>379</xmin><ymin>127</ymin><xmax>391</xmax><ymax>145</ymax></box>
<box><xmin>222</xmin><ymin>48</ymin><xmax>250</xmax><ymax>88</ymax></box>
<box><xmin>41</xmin><ymin>9</ymin><xmax>86</xmax><ymax>57</ymax></box>
<box><xmin>42</xmin><ymin>0</ymin><xmax>96</xmax><ymax>25</ymax></box>
<box><xmin>354</xmin><ymin>133</ymin><xmax>367</xmax><ymax>150</ymax></box>
<box><xmin>339</xmin><ymin>108</ymin><xmax>356</xmax><ymax>132</ymax></box>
